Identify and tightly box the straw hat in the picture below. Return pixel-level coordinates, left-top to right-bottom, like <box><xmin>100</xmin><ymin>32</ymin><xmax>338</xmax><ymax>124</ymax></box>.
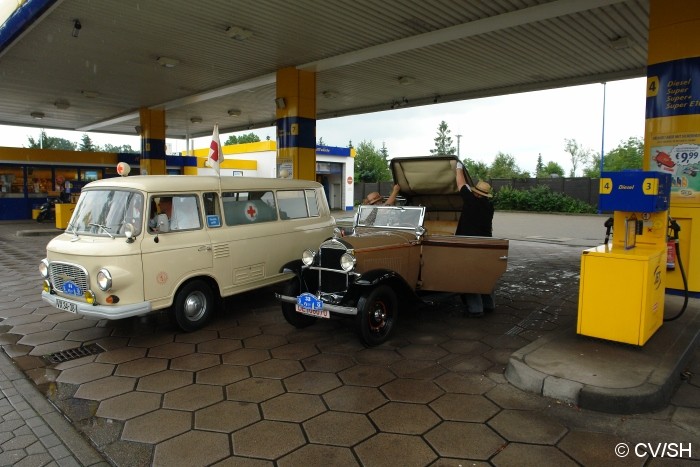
<box><xmin>472</xmin><ymin>180</ymin><xmax>493</xmax><ymax>198</ymax></box>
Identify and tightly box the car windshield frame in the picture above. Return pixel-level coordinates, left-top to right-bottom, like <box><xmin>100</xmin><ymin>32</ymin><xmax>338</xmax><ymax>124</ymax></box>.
<box><xmin>68</xmin><ymin>189</ymin><xmax>144</xmax><ymax>237</ymax></box>
<box><xmin>355</xmin><ymin>205</ymin><xmax>425</xmax><ymax>230</ymax></box>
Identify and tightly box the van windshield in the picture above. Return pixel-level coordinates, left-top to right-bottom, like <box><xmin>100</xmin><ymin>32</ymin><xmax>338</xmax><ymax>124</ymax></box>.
<box><xmin>68</xmin><ymin>189</ymin><xmax>144</xmax><ymax>237</ymax></box>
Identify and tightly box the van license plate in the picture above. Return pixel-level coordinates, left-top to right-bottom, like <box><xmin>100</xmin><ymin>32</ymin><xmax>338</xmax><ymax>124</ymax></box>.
<box><xmin>55</xmin><ymin>298</ymin><xmax>78</xmax><ymax>313</ymax></box>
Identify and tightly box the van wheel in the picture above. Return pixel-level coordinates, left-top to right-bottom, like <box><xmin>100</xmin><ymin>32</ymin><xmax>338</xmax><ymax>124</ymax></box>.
<box><xmin>357</xmin><ymin>285</ymin><xmax>397</xmax><ymax>346</ymax></box>
<box><xmin>173</xmin><ymin>280</ymin><xmax>214</xmax><ymax>332</ymax></box>
<box><xmin>281</xmin><ymin>278</ymin><xmax>316</xmax><ymax>328</ymax></box>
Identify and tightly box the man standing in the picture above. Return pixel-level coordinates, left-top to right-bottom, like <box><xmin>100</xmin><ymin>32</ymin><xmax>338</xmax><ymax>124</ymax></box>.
<box><xmin>455</xmin><ymin>162</ymin><xmax>496</xmax><ymax>316</ymax></box>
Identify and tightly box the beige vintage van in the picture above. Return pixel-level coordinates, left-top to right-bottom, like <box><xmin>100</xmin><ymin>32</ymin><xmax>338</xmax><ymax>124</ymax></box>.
<box><xmin>40</xmin><ymin>174</ymin><xmax>335</xmax><ymax>331</ymax></box>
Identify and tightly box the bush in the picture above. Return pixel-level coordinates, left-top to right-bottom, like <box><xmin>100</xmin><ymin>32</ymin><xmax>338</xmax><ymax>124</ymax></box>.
<box><xmin>493</xmin><ymin>185</ymin><xmax>596</xmax><ymax>214</ymax></box>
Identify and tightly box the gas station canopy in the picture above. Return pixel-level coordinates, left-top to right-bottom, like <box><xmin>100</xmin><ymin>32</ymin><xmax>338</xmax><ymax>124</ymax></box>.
<box><xmin>0</xmin><ymin>0</ymin><xmax>648</xmax><ymax>139</ymax></box>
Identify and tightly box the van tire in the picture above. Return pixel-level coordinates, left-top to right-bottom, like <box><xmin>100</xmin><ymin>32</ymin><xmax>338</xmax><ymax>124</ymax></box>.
<box><xmin>281</xmin><ymin>278</ymin><xmax>316</xmax><ymax>328</ymax></box>
<box><xmin>173</xmin><ymin>280</ymin><xmax>214</xmax><ymax>332</ymax></box>
<box><xmin>357</xmin><ymin>285</ymin><xmax>397</xmax><ymax>346</ymax></box>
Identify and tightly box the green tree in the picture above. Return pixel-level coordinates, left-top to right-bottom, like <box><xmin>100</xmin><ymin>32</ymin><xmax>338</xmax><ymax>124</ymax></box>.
<box><xmin>583</xmin><ymin>137</ymin><xmax>644</xmax><ymax>177</ymax></box>
<box><xmin>79</xmin><ymin>134</ymin><xmax>98</xmax><ymax>151</ymax></box>
<box><xmin>541</xmin><ymin>161</ymin><xmax>565</xmax><ymax>177</ymax></box>
<box><xmin>103</xmin><ymin>144</ymin><xmax>137</xmax><ymax>153</ymax></box>
<box><xmin>535</xmin><ymin>154</ymin><xmax>545</xmax><ymax>178</ymax></box>
<box><xmin>463</xmin><ymin>158</ymin><xmax>489</xmax><ymax>182</ymax></box>
<box><xmin>430</xmin><ymin>120</ymin><xmax>455</xmax><ymax>156</ymax></box>
<box><xmin>564</xmin><ymin>138</ymin><xmax>591</xmax><ymax>177</ymax></box>
<box><xmin>318</xmin><ymin>137</ymin><xmax>325</xmax><ymax>146</ymax></box>
<box><xmin>26</xmin><ymin>130</ymin><xmax>76</xmax><ymax>150</ymax></box>
<box><xmin>354</xmin><ymin>140</ymin><xmax>391</xmax><ymax>182</ymax></box>
<box><xmin>380</xmin><ymin>142</ymin><xmax>389</xmax><ymax>159</ymax></box>
<box><xmin>225</xmin><ymin>132</ymin><xmax>261</xmax><ymax>145</ymax></box>
<box><xmin>489</xmin><ymin>152</ymin><xmax>524</xmax><ymax>179</ymax></box>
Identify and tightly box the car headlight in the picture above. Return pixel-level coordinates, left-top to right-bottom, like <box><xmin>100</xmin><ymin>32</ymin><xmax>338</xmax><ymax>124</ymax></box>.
<box><xmin>96</xmin><ymin>269</ymin><xmax>112</xmax><ymax>291</ymax></box>
<box><xmin>39</xmin><ymin>259</ymin><xmax>49</xmax><ymax>278</ymax></box>
<box><xmin>301</xmin><ymin>249</ymin><xmax>316</xmax><ymax>266</ymax></box>
<box><xmin>340</xmin><ymin>252</ymin><xmax>356</xmax><ymax>272</ymax></box>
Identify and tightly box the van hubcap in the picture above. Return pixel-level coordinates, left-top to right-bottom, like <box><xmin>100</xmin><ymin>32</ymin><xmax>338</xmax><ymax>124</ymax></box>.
<box><xmin>184</xmin><ymin>291</ymin><xmax>207</xmax><ymax>321</ymax></box>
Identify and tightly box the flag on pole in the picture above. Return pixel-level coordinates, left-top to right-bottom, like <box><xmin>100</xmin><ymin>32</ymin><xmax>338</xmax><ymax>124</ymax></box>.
<box><xmin>207</xmin><ymin>123</ymin><xmax>223</xmax><ymax>174</ymax></box>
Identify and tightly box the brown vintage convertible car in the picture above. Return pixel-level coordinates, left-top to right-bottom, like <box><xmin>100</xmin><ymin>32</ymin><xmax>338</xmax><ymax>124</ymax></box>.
<box><xmin>276</xmin><ymin>155</ymin><xmax>509</xmax><ymax>345</ymax></box>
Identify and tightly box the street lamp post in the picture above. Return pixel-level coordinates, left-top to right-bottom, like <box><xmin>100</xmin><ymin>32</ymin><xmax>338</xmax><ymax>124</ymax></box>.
<box><xmin>456</xmin><ymin>134</ymin><xmax>462</xmax><ymax>159</ymax></box>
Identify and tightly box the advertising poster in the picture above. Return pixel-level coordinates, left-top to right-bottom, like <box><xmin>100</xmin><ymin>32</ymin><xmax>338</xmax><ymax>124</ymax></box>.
<box><xmin>645</xmin><ymin>57</ymin><xmax>700</xmax><ymax>204</ymax></box>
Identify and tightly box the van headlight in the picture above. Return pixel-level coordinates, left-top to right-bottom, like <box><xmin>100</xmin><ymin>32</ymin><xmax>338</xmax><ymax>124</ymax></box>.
<box><xmin>340</xmin><ymin>253</ymin><xmax>356</xmax><ymax>271</ymax></box>
<box><xmin>301</xmin><ymin>249</ymin><xmax>316</xmax><ymax>266</ymax></box>
<box><xmin>96</xmin><ymin>269</ymin><xmax>112</xmax><ymax>291</ymax></box>
<box><xmin>39</xmin><ymin>259</ymin><xmax>49</xmax><ymax>278</ymax></box>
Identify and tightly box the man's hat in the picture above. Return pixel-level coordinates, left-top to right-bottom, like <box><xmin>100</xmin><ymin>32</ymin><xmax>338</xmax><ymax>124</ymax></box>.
<box><xmin>473</xmin><ymin>180</ymin><xmax>493</xmax><ymax>198</ymax></box>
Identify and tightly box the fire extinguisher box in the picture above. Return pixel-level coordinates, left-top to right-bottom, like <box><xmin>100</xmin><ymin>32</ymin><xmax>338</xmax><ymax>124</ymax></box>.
<box><xmin>577</xmin><ymin>244</ymin><xmax>665</xmax><ymax>346</ymax></box>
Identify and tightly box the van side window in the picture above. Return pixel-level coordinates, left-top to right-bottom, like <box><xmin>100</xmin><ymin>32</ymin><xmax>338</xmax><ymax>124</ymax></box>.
<box><xmin>222</xmin><ymin>191</ymin><xmax>277</xmax><ymax>225</ymax></box>
<box><xmin>148</xmin><ymin>194</ymin><xmax>201</xmax><ymax>233</ymax></box>
<box><xmin>278</xmin><ymin>190</ymin><xmax>319</xmax><ymax>220</ymax></box>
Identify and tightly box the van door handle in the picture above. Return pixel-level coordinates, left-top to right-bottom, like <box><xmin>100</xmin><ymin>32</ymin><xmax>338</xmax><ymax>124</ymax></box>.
<box><xmin>198</xmin><ymin>246</ymin><xmax>212</xmax><ymax>252</ymax></box>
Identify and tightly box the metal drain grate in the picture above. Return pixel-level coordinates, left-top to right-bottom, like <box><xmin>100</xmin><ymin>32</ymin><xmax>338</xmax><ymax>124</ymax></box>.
<box><xmin>43</xmin><ymin>343</ymin><xmax>105</xmax><ymax>364</ymax></box>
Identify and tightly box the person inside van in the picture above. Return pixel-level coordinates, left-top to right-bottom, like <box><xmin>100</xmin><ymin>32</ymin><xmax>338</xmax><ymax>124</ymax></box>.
<box><xmin>149</xmin><ymin>197</ymin><xmax>172</xmax><ymax>232</ymax></box>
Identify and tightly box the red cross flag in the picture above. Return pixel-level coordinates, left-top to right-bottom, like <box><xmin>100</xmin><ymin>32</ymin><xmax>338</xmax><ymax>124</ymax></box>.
<box><xmin>207</xmin><ymin>123</ymin><xmax>223</xmax><ymax>174</ymax></box>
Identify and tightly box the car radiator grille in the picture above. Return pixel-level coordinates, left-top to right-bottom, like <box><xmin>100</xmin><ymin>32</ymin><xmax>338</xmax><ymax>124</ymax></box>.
<box><xmin>318</xmin><ymin>246</ymin><xmax>348</xmax><ymax>293</ymax></box>
<box><xmin>49</xmin><ymin>263</ymin><xmax>89</xmax><ymax>297</ymax></box>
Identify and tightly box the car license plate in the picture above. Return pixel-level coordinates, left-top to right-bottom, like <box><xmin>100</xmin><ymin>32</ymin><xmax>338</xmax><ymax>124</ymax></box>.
<box><xmin>55</xmin><ymin>298</ymin><xmax>78</xmax><ymax>313</ymax></box>
<box><xmin>295</xmin><ymin>293</ymin><xmax>329</xmax><ymax>319</ymax></box>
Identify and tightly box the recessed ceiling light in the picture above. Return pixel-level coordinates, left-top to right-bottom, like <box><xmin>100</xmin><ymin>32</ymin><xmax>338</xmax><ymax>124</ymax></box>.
<box><xmin>322</xmin><ymin>91</ymin><xmax>338</xmax><ymax>99</ymax></box>
<box><xmin>226</xmin><ymin>26</ymin><xmax>253</xmax><ymax>41</ymax></box>
<box><xmin>190</xmin><ymin>117</ymin><xmax>203</xmax><ymax>124</ymax></box>
<box><xmin>227</xmin><ymin>109</ymin><xmax>241</xmax><ymax>117</ymax></box>
<box><xmin>81</xmin><ymin>90</ymin><xmax>99</xmax><ymax>98</ymax></box>
<box><xmin>54</xmin><ymin>99</ymin><xmax>70</xmax><ymax>110</ymax></box>
<box><xmin>609</xmin><ymin>36</ymin><xmax>630</xmax><ymax>50</ymax></box>
<box><xmin>30</xmin><ymin>112</ymin><xmax>45</xmax><ymax>119</ymax></box>
<box><xmin>397</xmin><ymin>76</ymin><xmax>415</xmax><ymax>85</ymax></box>
<box><xmin>157</xmin><ymin>56</ymin><xmax>180</xmax><ymax>68</ymax></box>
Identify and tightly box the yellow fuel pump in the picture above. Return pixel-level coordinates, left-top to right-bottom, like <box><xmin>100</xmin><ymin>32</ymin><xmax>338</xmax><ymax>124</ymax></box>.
<box><xmin>577</xmin><ymin>171</ymin><xmax>672</xmax><ymax>346</ymax></box>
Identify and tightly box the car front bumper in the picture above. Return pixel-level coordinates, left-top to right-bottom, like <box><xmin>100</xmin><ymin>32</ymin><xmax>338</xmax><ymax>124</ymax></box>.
<box><xmin>275</xmin><ymin>293</ymin><xmax>358</xmax><ymax>316</ymax></box>
<box><xmin>41</xmin><ymin>291</ymin><xmax>152</xmax><ymax>320</ymax></box>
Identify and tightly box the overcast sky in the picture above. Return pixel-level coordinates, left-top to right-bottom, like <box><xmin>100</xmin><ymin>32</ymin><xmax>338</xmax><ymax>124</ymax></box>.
<box><xmin>2</xmin><ymin>77</ymin><xmax>646</xmax><ymax>175</ymax></box>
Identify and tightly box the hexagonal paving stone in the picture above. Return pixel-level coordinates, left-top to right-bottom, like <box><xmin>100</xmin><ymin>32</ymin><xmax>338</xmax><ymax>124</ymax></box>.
<box><xmin>243</xmin><ymin>334</ymin><xmax>288</xmax><ymax>350</ymax></box>
<box><xmin>95</xmin><ymin>346</ymin><xmax>147</xmax><ymax>364</ymax></box>
<box><xmin>56</xmin><ymin>362</ymin><xmax>115</xmax><ymax>384</ymax></box>
<box><xmin>128</xmin><ymin>334</ymin><xmax>174</xmax><ymax>348</ymax></box>
<box><xmin>219</xmin><ymin>325</ymin><xmax>261</xmax><ymax>340</ymax></box>
<box><xmin>488</xmin><ymin>410</ymin><xmax>567</xmax><ymax>444</ymax></box>
<box><xmin>397</xmin><ymin>344</ymin><xmax>449</xmax><ymax>361</ymax></box>
<box><xmin>391</xmin><ymin>359</ymin><xmax>449</xmax><ymax>380</ymax></box>
<box><xmin>195</xmin><ymin>400</ymin><xmax>261</xmax><ymax>432</ymax></box>
<box><xmin>430</xmin><ymin>394</ymin><xmax>500</xmax><ymax>422</ymax></box>
<box><xmin>425</xmin><ymin>421</ymin><xmax>505</xmax><ymax>460</ymax></box>
<box><xmin>137</xmin><ymin>370</ymin><xmax>193</xmax><ymax>393</ymax></box>
<box><xmin>232</xmin><ymin>420</ymin><xmax>305</xmax><ymax>460</ymax></box>
<box><xmin>261</xmin><ymin>393</ymin><xmax>326</xmax><ymax>422</ymax></box>
<box><xmin>227</xmin><ymin>377</ymin><xmax>285</xmax><ymax>403</ymax></box>
<box><xmin>323</xmin><ymin>386</ymin><xmax>388</xmax><ymax>413</ymax></box>
<box><xmin>370</xmin><ymin>402</ymin><xmax>440</xmax><ymax>435</ymax></box>
<box><xmin>278</xmin><ymin>444</ymin><xmax>359</xmax><ymax>466</ymax></box>
<box><xmin>222</xmin><ymin>348</ymin><xmax>271</xmax><ymax>366</ymax></box>
<box><xmin>197</xmin><ymin>338</ymin><xmax>242</xmax><ymax>354</ymax></box>
<box><xmin>174</xmin><ymin>329</ymin><xmax>218</xmax><ymax>344</ymax></box>
<box><xmin>196</xmin><ymin>364</ymin><xmax>249</xmax><ymax>386</ymax></box>
<box><xmin>444</xmin><ymin>355</ymin><xmax>493</xmax><ymax>373</ymax></box>
<box><xmin>433</xmin><ymin>372</ymin><xmax>496</xmax><ymax>394</ymax></box>
<box><xmin>65</xmin><ymin>326</ymin><xmax>112</xmax><ymax>341</ymax></box>
<box><xmin>492</xmin><ymin>443</ymin><xmax>578</xmax><ymax>467</ymax></box>
<box><xmin>301</xmin><ymin>353</ymin><xmax>355</xmax><ymax>373</ymax></box>
<box><xmin>163</xmin><ymin>384</ymin><xmax>224</xmax><ymax>411</ymax></box>
<box><xmin>485</xmin><ymin>384</ymin><xmax>549</xmax><ymax>410</ymax></box>
<box><xmin>153</xmin><ymin>430</ymin><xmax>230</xmax><ymax>466</ymax></box>
<box><xmin>338</xmin><ymin>365</ymin><xmax>395</xmax><ymax>387</ymax></box>
<box><xmin>250</xmin><ymin>359</ymin><xmax>303</xmax><ymax>379</ymax></box>
<box><xmin>148</xmin><ymin>342</ymin><xmax>196</xmax><ymax>359</ymax></box>
<box><xmin>440</xmin><ymin>339</ymin><xmax>491</xmax><ymax>355</ymax></box>
<box><xmin>355</xmin><ymin>348</ymin><xmax>403</xmax><ymax>365</ymax></box>
<box><xmin>9</xmin><ymin>321</ymin><xmax>55</xmax><ymax>335</ymax></box>
<box><xmin>115</xmin><ymin>357</ymin><xmax>168</xmax><ymax>378</ymax></box>
<box><xmin>283</xmin><ymin>371</ymin><xmax>341</xmax><ymax>394</ymax></box>
<box><xmin>170</xmin><ymin>353</ymin><xmax>220</xmax><ymax>372</ymax></box>
<box><xmin>74</xmin><ymin>376</ymin><xmax>135</xmax><ymax>401</ymax></box>
<box><xmin>380</xmin><ymin>379</ymin><xmax>443</xmax><ymax>403</ymax></box>
<box><xmin>17</xmin><ymin>329</ymin><xmax>68</xmax><ymax>346</ymax></box>
<box><xmin>122</xmin><ymin>409</ymin><xmax>191</xmax><ymax>444</ymax></box>
<box><xmin>96</xmin><ymin>391</ymin><xmax>162</xmax><ymax>421</ymax></box>
<box><xmin>355</xmin><ymin>433</ymin><xmax>437</xmax><ymax>466</ymax></box>
<box><xmin>558</xmin><ymin>430</ymin><xmax>643</xmax><ymax>466</ymax></box>
<box><xmin>303</xmin><ymin>411</ymin><xmax>375</xmax><ymax>446</ymax></box>
<box><xmin>270</xmin><ymin>342</ymin><xmax>319</xmax><ymax>360</ymax></box>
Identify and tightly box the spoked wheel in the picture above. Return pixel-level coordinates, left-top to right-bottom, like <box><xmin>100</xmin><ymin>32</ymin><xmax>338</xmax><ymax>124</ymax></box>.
<box><xmin>357</xmin><ymin>285</ymin><xmax>398</xmax><ymax>346</ymax></box>
<box><xmin>281</xmin><ymin>278</ymin><xmax>316</xmax><ymax>328</ymax></box>
<box><xmin>173</xmin><ymin>280</ymin><xmax>215</xmax><ymax>331</ymax></box>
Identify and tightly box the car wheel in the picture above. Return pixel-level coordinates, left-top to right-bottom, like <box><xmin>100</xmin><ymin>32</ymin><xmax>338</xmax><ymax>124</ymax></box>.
<box><xmin>173</xmin><ymin>279</ymin><xmax>215</xmax><ymax>332</ymax></box>
<box><xmin>357</xmin><ymin>285</ymin><xmax>398</xmax><ymax>346</ymax></box>
<box><xmin>281</xmin><ymin>278</ymin><xmax>316</xmax><ymax>328</ymax></box>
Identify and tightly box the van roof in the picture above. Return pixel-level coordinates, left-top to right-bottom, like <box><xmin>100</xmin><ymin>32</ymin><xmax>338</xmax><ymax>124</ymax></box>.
<box><xmin>84</xmin><ymin>175</ymin><xmax>323</xmax><ymax>193</ymax></box>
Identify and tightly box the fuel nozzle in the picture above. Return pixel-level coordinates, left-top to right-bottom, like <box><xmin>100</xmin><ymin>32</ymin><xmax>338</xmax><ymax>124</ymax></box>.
<box><xmin>668</xmin><ymin>217</ymin><xmax>681</xmax><ymax>240</ymax></box>
<box><xmin>603</xmin><ymin>217</ymin><xmax>614</xmax><ymax>245</ymax></box>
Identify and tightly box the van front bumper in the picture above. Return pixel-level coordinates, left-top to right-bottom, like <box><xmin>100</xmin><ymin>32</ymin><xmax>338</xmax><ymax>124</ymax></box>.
<box><xmin>41</xmin><ymin>291</ymin><xmax>152</xmax><ymax>320</ymax></box>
